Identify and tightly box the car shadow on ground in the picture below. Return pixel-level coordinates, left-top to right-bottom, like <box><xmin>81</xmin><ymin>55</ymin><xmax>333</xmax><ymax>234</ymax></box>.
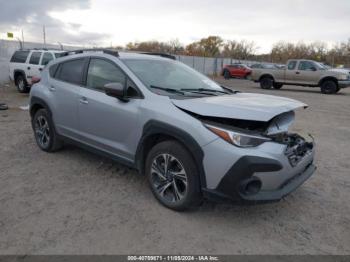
<box><xmin>59</xmin><ymin>143</ymin><xmax>300</xmax><ymax>217</ymax></box>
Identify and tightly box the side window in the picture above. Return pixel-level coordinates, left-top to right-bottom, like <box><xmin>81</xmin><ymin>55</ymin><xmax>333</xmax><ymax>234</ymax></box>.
<box><xmin>29</xmin><ymin>52</ymin><xmax>42</xmax><ymax>65</ymax></box>
<box><xmin>49</xmin><ymin>63</ymin><xmax>59</xmax><ymax>78</ymax></box>
<box><xmin>86</xmin><ymin>59</ymin><xmax>126</xmax><ymax>91</ymax></box>
<box><xmin>126</xmin><ymin>78</ymin><xmax>141</xmax><ymax>98</ymax></box>
<box><xmin>56</xmin><ymin>59</ymin><xmax>86</xmax><ymax>85</ymax></box>
<box><xmin>287</xmin><ymin>61</ymin><xmax>297</xmax><ymax>70</ymax></box>
<box><xmin>41</xmin><ymin>53</ymin><xmax>54</xmax><ymax>66</ymax></box>
<box><xmin>10</xmin><ymin>51</ymin><xmax>30</xmax><ymax>63</ymax></box>
<box><xmin>298</xmin><ymin>61</ymin><xmax>315</xmax><ymax>71</ymax></box>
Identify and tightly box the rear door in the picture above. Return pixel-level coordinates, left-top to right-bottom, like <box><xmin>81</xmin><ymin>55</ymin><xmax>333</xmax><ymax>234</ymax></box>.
<box><xmin>49</xmin><ymin>58</ymin><xmax>88</xmax><ymax>139</ymax></box>
<box><xmin>78</xmin><ymin>57</ymin><xmax>142</xmax><ymax>160</ymax></box>
<box><xmin>284</xmin><ymin>60</ymin><xmax>298</xmax><ymax>84</ymax></box>
<box><xmin>27</xmin><ymin>51</ymin><xmax>43</xmax><ymax>82</ymax></box>
<box><xmin>229</xmin><ymin>65</ymin><xmax>239</xmax><ymax>77</ymax></box>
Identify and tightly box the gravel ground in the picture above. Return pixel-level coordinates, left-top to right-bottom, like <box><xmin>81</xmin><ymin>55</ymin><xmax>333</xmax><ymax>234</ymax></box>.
<box><xmin>0</xmin><ymin>79</ymin><xmax>349</xmax><ymax>255</ymax></box>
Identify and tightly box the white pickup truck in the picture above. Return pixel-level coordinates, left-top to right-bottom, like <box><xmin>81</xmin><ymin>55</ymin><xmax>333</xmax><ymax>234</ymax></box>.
<box><xmin>251</xmin><ymin>59</ymin><xmax>350</xmax><ymax>94</ymax></box>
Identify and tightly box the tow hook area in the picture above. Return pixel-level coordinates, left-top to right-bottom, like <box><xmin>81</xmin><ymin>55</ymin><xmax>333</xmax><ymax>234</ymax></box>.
<box><xmin>240</xmin><ymin>178</ymin><xmax>262</xmax><ymax>195</ymax></box>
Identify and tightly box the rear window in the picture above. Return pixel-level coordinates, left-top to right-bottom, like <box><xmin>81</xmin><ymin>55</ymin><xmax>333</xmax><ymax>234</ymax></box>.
<box><xmin>10</xmin><ymin>51</ymin><xmax>30</xmax><ymax>63</ymax></box>
<box><xmin>29</xmin><ymin>52</ymin><xmax>42</xmax><ymax>65</ymax></box>
<box><xmin>55</xmin><ymin>59</ymin><xmax>86</xmax><ymax>85</ymax></box>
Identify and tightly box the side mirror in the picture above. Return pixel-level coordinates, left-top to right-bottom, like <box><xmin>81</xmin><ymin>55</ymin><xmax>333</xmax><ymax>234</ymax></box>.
<box><xmin>104</xmin><ymin>82</ymin><xmax>128</xmax><ymax>102</ymax></box>
<box><xmin>310</xmin><ymin>67</ymin><xmax>317</xmax><ymax>71</ymax></box>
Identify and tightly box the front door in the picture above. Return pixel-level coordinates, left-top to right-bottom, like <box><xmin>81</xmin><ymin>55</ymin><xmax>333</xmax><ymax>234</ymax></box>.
<box><xmin>78</xmin><ymin>58</ymin><xmax>141</xmax><ymax>161</ymax></box>
<box><xmin>294</xmin><ymin>61</ymin><xmax>319</xmax><ymax>85</ymax></box>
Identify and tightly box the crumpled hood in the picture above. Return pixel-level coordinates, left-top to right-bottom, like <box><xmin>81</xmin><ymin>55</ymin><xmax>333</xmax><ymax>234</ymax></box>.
<box><xmin>172</xmin><ymin>93</ymin><xmax>307</xmax><ymax>122</ymax></box>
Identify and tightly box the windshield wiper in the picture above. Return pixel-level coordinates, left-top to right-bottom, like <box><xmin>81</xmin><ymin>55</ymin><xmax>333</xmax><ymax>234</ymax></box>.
<box><xmin>181</xmin><ymin>88</ymin><xmax>230</xmax><ymax>94</ymax></box>
<box><xmin>150</xmin><ymin>85</ymin><xmax>185</xmax><ymax>95</ymax></box>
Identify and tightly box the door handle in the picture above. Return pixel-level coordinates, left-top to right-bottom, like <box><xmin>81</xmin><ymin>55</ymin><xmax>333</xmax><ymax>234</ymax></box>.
<box><xmin>79</xmin><ymin>97</ymin><xmax>89</xmax><ymax>104</ymax></box>
<box><xmin>49</xmin><ymin>85</ymin><xmax>56</xmax><ymax>92</ymax></box>
<box><xmin>27</xmin><ymin>66</ymin><xmax>31</xmax><ymax>70</ymax></box>
<box><xmin>39</xmin><ymin>68</ymin><xmax>43</xmax><ymax>71</ymax></box>
<box><xmin>296</xmin><ymin>71</ymin><xmax>300</xmax><ymax>74</ymax></box>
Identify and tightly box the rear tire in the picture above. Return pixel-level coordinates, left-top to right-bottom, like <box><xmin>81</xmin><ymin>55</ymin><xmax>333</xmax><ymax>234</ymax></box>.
<box><xmin>320</xmin><ymin>80</ymin><xmax>338</xmax><ymax>94</ymax></box>
<box><xmin>223</xmin><ymin>70</ymin><xmax>231</xmax><ymax>80</ymax></box>
<box><xmin>15</xmin><ymin>74</ymin><xmax>30</xmax><ymax>93</ymax></box>
<box><xmin>260</xmin><ymin>76</ymin><xmax>273</xmax><ymax>89</ymax></box>
<box><xmin>145</xmin><ymin>140</ymin><xmax>202</xmax><ymax>211</ymax></box>
<box><xmin>273</xmin><ymin>83</ymin><xmax>283</xmax><ymax>89</ymax></box>
<box><xmin>32</xmin><ymin>109</ymin><xmax>63</xmax><ymax>152</ymax></box>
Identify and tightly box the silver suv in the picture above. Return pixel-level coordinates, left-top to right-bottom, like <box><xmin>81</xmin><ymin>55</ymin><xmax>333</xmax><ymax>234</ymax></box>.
<box><xmin>29</xmin><ymin>49</ymin><xmax>316</xmax><ymax>211</ymax></box>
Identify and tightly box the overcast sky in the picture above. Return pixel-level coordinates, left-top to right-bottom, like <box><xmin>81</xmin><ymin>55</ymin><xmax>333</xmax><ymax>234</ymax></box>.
<box><xmin>0</xmin><ymin>0</ymin><xmax>349</xmax><ymax>53</ymax></box>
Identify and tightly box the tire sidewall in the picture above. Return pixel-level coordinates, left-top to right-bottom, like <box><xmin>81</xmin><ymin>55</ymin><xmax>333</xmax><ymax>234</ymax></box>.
<box><xmin>273</xmin><ymin>83</ymin><xmax>283</xmax><ymax>89</ymax></box>
<box><xmin>145</xmin><ymin>141</ymin><xmax>201</xmax><ymax>211</ymax></box>
<box><xmin>32</xmin><ymin>109</ymin><xmax>55</xmax><ymax>151</ymax></box>
<box><xmin>260</xmin><ymin>77</ymin><xmax>273</xmax><ymax>89</ymax></box>
<box><xmin>321</xmin><ymin>80</ymin><xmax>337</xmax><ymax>94</ymax></box>
<box><xmin>16</xmin><ymin>75</ymin><xmax>28</xmax><ymax>93</ymax></box>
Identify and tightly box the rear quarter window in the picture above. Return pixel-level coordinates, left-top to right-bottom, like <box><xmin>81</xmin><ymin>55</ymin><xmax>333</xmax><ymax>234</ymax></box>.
<box><xmin>287</xmin><ymin>61</ymin><xmax>297</xmax><ymax>70</ymax></box>
<box><xmin>49</xmin><ymin>63</ymin><xmax>59</xmax><ymax>78</ymax></box>
<box><xmin>10</xmin><ymin>51</ymin><xmax>30</xmax><ymax>63</ymax></box>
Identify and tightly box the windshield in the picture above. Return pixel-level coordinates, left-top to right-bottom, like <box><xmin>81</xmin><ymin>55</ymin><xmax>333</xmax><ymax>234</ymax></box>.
<box><xmin>314</xmin><ymin>62</ymin><xmax>329</xmax><ymax>70</ymax></box>
<box><xmin>123</xmin><ymin>59</ymin><xmax>225</xmax><ymax>93</ymax></box>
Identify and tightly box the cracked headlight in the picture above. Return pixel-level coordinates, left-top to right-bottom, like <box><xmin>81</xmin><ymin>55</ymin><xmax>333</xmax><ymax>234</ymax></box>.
<box><xmin>205</xmin><ymin>124</ymin><xmax>271</xmax><ymax>147</ymax></box>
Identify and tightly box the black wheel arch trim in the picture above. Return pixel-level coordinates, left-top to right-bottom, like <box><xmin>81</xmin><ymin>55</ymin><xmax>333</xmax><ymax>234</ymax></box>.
<box><xmin>14</xmin><ymin>69</ymin><xmax>26</xmax><ymax>81</ymax></box>
<box><xmin>318</xmin><ymin>76</ymin><xmax>338</xmax><ymax>87</ymax></box>
<box><xmin>259</xmin><ymin>74</ymin><xmax>275</xmax><ymax>82</ymax></box>
<box><xmin>135</xmin><ymin>120</ymin><xmax>207</xmax><ymax>188</ymax></box>
<box><xmin>30</xmin><ymin>96</ymin><xmax>53</xmax><ymax>119</ymax></box>
<box><xmin>213</xmin><ymin>155</ymin><xmax>282</xmax><ymax>201</ymax></box>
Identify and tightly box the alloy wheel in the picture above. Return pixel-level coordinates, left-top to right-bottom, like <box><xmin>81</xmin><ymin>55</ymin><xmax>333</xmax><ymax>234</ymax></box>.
<box><xmin>17</xmin><ymin>78</ymin><xmax>25</xmax><ymax>91</ymax></box>
<box><xmin>150</xmin><ymin>153</ymin><xmax>188</xmax><ymax>203</ymax></box>
<box><xmin>34</xmin><ymin>115</ymin><xmax>50</xmax><ymax>148</ymax></box>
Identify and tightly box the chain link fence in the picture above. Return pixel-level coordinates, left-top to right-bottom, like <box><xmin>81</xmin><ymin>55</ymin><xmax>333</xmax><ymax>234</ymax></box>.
<box><xmin>0</xmin><ymin>39</ymin><xmax>269</xmax><ymax>83</ymax></box>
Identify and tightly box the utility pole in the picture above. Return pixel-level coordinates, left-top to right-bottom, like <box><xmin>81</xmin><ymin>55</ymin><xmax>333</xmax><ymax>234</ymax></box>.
<box><xmin>43</xmin><ymin>25</ymin><xmax>46</xmax><ymax>48</ymax></box>
<box><xmin>21</xmin><ymin>29</ymin><xmax>24</xmax><ymax>49</ymax></box>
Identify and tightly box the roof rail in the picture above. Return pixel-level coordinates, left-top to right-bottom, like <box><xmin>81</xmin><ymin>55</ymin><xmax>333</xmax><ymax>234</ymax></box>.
<box><xmin>61</xmin><ymin>48</ymin><xmax>119</xmax><ymax>57</ymax></box>
<box><xmin>141</xmin><ymin>52</ymin><xmax>176</xmax><ymax>60</ymax></box>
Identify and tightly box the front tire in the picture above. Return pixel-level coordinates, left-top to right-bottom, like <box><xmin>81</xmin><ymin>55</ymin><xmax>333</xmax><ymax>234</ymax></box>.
<box><xmin>320</xmin><ymin>80</ymin><xmax>338</xmax><ymax>94</ymax></box>
<box><xmin>145</xmin><ymin>141</ymin><xmax>202</xmax><ymax>211</ymax></box>
<box><xmin>15</xmin><ymin>74</ymin><xmax>30</xmax><ymax>93</ymax></box>
<box><xmin>32</xmin><ymin>109</ymin><xmax>63</xmax><ymax>152</ymax></box>
<box><xmin>260</xmin><ymin>76</ymin><xmax>273</xmax><ymax>89</ymax></box>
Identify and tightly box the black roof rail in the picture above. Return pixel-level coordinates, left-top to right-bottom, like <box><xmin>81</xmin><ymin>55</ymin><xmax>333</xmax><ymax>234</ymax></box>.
<box><xmin>141</xmin><ymin>52</ymin><xmax>176</xmax><ymax>60</ymax></box>
<box><xmin>61</xmin><ymin>48</ymin><xmax>119</xmax><ymax>57</ymax></box>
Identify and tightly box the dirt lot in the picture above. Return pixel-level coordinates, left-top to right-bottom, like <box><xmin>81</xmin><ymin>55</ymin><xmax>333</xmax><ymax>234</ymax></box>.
<box><xmin>0</xmin><ymin>79</ymin><xmax>349</xmax><ymax>255</ymax></box>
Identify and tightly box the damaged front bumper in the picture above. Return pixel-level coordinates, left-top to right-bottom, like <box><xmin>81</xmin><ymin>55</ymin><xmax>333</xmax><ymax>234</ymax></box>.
<box><xmin>201</xmin><ymin>133</ymin><xmax>316</xmax><ymax>203</ymax></box>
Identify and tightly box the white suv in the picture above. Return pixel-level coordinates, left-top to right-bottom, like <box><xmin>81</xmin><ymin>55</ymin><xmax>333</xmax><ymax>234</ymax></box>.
<box><xmin>9</xmin><ymin>49</ymin><xmax>64</xmax><ymax>93</ymax></box>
